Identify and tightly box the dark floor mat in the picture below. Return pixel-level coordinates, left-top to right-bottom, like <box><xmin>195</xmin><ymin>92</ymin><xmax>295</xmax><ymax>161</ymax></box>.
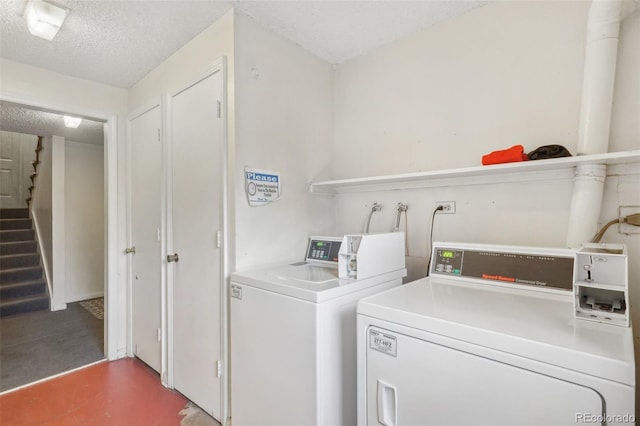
<box><xmin>0</xmin><ymin>302</ymin><xmax>104</xmax><ymax>392</ymax></box>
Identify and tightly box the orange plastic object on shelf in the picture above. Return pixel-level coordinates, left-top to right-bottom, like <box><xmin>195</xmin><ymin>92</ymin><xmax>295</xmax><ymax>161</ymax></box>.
<box><xmin>482</xmin><ymin>144</ymin><xmax>529</xmax><ymax>165</ymax></box>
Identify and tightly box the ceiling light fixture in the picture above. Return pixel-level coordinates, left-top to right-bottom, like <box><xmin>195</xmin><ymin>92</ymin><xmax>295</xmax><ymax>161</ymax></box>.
<box><xmin>24</xmin><ymin>0</ymin><xmax>69</xmax><ymax>41</ymax></box>
<box><xmin>64</xmin><ymin>116</ymin><xmax>82</xmax><ymax>128</ymax></box>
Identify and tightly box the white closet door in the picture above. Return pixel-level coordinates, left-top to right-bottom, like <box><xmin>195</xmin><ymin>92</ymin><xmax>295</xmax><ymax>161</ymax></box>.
<box><xmin>170</xmin><ymin>68</ymin><xmax>223</xmax><ymax>419</ymax></box>
<box><xmin>129</xmin><ymin>104</ymin><xmax>162</xmax><ymax>372</ymax></box>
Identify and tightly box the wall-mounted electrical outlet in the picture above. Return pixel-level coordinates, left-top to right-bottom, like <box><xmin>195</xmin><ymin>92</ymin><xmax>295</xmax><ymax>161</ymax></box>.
<box><xmin>436</xmin><ymin>201</ymin><xmax>456</xmax><ymax>214</ymax></box>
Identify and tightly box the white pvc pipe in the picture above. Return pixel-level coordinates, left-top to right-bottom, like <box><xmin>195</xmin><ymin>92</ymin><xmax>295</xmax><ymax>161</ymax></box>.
<box><xmin>566</xmin><ymin>164</ymin><xmax>607</xmax><ymax>248</ymax></box>
<box><xmin>577</xmin><ymin>0</ymin><xmax>622</xmax><ymax>155</ymax></box>
<box><xmin>566</xmin><ymin>0</ymin><xmax>622</xmax><ymax>248</ymax></box>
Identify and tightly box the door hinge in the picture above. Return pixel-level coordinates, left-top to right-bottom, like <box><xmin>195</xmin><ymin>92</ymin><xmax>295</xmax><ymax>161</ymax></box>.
<box><xmin>157</xmin><ymin>328</ymin><xmax>162</xmax><ymax>342</ymax></box>
<box><xmin>157</xmin><ymin>128</ymin><xmax>160</xmax><ymax>142</ymax></box>
<box><xmin>216</xmin><ymin>230</ymin><xmax>221</xmax><ymax>248</ymax></box>
<box><xmin>216</xmin><ymin>360</ymin><xmax>223</xmax><ymax>378</ymax></box>
<box><xmin>216</xmin><ymin>100</ymin><xmax>221</xmax><ymax>118</ymax></box>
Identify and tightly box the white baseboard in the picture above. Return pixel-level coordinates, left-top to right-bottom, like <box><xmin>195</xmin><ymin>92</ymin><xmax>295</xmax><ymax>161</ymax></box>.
<box><xmin>52</xmin><ymin>302</ymin><xmax>68</xmax><ymax>311</ymax></box>
<box><xmin>66</xmin><ymin>291</ymin><xmax>105</xmax><ymax>303</ymax></box>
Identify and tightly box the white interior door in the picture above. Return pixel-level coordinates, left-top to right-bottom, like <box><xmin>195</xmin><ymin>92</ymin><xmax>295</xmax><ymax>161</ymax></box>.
<box><xmin>170</xmin><ymin>68</ymin><xmax>223</xmax><ymax>419</ymax></box>
<box><xmin>129</xmin><ymin>104</ymin><xmax>162</xmax><ymax>372</ymax></box>
<box><xmin>0</xmin><ymin>131</ymin><xmax>35</xmax><ymax>208</ymax></box>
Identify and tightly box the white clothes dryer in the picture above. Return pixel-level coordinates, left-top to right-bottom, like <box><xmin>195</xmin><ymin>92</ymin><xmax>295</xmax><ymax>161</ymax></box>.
<box><xmin>357</xmin><ymin>242</ymin><xmax>635</xmax><ymax>426</ymax></box>
<box><xmin>231</xmin><ymin>234</ymin><xmax>407</xmax><ymax>426</ymax></box>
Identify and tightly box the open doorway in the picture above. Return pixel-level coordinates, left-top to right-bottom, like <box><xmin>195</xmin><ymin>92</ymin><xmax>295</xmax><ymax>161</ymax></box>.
<box><xmin>0</xmin><ymin>101</ymin><xmax>106</xmax><ymax>391</ymax></box>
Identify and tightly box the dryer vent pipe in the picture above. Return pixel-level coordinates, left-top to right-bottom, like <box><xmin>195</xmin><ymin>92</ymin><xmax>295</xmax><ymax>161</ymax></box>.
<box><xmin>577</xmin><ymin>0</ymin><xmax>623</xmax><ymax>156</ymax></box>
<box><xmin>566</xmin><ymin>0</ymin><xmax>622</xmax><ymax>249</ymax></box>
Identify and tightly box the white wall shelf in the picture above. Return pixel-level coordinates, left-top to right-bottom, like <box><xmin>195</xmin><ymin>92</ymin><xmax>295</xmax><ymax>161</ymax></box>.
<box><xmin>309</xmin><ymin>150</ymin><xmax>640</xmax><ymax>194</ymax></box>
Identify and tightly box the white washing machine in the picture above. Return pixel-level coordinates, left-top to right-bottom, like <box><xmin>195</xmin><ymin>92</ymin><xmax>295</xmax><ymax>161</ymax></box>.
<box><xmin>231</xmin><ymin>233</ymin><xmax>407</xmax><ymax>426</ymax></box>
<box><xmin>357</xmin><ymin>242</ymin><xmax>635</xmax><ymax>426</ymax></box>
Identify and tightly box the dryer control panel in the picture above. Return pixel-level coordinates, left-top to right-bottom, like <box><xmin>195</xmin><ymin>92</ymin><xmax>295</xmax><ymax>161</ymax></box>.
<box><xmin>431</xmin><ymin>243</ymin><xmax>574</xmax><ymax>292</ymax></box>
<box><xmin>432</xmin><ymin>249</ymin><xmax>464</xmax><ymax>275</ymax></box>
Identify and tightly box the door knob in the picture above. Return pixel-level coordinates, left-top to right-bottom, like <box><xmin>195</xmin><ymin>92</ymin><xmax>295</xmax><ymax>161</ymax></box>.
<box><xmin>167</xmin><ymin>253</ymin><xmax>180</xmax><ymax>263</ymax></box>
<box><xmin>125</xmin><ymin>246</ymin><xmax>136</xmax><ymax>254</ymax></box>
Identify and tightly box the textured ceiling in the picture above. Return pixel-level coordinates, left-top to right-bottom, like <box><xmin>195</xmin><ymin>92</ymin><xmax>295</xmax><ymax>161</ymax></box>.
<box><xmin>237</xmin><ymin>1</ymin><xmax>484</xmax><ymax>66</ymax></box>
<box><xmin>0</xmin><ymin>1</ymin><xmax>485</xmax><ymax>140</ymax></box>
<box><xmin>0</xmin><ymin>101</ymin><xmax>105</xmax><ymax>145</ymax></box>
<box><xmin>2</xmin><ymin>1</ymin><xmax>638</xmax><ymax>150</ymax></box>
<box><xmin>0</xmin><ymin>0</ymin><xmax>235</xmax><ymax>88</ymax></box>
<box><xmin>0</xmin><ymin>0</ymin><xmax>484</xmax><ymax>89</ymax></box>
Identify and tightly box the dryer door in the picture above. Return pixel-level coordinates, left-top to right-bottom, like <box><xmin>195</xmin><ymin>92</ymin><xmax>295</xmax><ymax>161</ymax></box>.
<box><xmin>365</xmin><ymin>326</ymin><xmax>603</xmax><ymax>426</ymax></box>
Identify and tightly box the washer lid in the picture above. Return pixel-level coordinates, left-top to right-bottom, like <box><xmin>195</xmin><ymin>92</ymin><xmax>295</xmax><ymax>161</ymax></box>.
<box><xmin>231</xmin><ymin>263</ymin><xmax>406</xmax><ymax>303</ymax></box>
<box><xmin>358</xmin><ymin>278</ymin><xmax>635</xmax><ymax>386</ymax></box>
<box><xmin>271</xmin><ymin>264</ymin><xmax>338</xmax><ymax>284</ymax></box>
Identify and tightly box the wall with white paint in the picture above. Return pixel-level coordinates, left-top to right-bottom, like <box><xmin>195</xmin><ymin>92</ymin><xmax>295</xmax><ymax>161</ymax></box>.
<box><xmin>333</xmin><ymin>1</ymin><xmax>591</xmax><ymax>178</ymax></box>
<box><xmin>0</xmin><ymin>59</ymin><xmax>128</xmax><ymax>117</ymax></box>
<box><xmin>50</xmin><ymin>136</ymin><xmax>66</xmax><ymax>311</ymax></box>
<box><xmin>29</xmin><ymin>136</ymin><xmax>105</xmax><ymax>306</ymax></box>
<box><xmin>610</xmin><ymin>7</ymin><xmax>640</xmax><ymax>152</ymax></box>
<box><xmin>331</xmin><ymin>0</ymin><xmax>640</xmax><ymax>407</ymax></box>
<box><xmin>233</xmin><ymin>11</ymin><xmax>335</xmax><ymax>268</ymax></box>
<box><xmin>332</xmin><ymin>1</ymin><xmax>592</xmax><ymax>274</ymax></box>
<box><xmin>607</xmin><ymin>0</ymin><xmax>640</xmax><ymax>316</ymax></box>
<box><xmin>65</xmin><ymin>141</ymin><xmax>105</xmax><ymax>303</ymax></box>
<box><xmin>129</xmin><ymin>8</ymin><xmax>335</xmax><ymax>270</ymax></box>
<box><xmin>332</xmin><ymin>0</ymin><xmax>639</xmax><ymax>267</ymax></box>
<box><xmin>592</xmin><ymin>12</ymin><xmax>640</xmax><ymax>382</ymax></box>
<box><xmin>31</xmin><ymin>135</ymin><xmax>66</xmax><ymax>310</ymax></box>
<box><xmin>128</xmin><ymin>10</ymin><xmax>235</xmax><ymax>109</ymax></box>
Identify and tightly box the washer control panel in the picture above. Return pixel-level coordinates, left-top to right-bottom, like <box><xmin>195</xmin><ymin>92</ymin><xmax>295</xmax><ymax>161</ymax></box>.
<box><xmin>306</xmin><ymin>237</ymin><xmax>342</xmax><ymax>264</ymax></box>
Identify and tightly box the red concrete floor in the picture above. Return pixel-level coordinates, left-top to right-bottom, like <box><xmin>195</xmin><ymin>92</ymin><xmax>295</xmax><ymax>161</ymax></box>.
<box><xmin>0</xmin><ymin>358</ymin><xmax>189</xmax><ymax>426</ymax></box>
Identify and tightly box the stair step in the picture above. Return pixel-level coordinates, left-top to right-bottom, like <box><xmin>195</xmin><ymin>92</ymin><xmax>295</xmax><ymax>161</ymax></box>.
<box><xmin>0</xmin><ymin>279</ymin><xmax>46</xmax><ymax>299</ymax></box>
<box><xmin>0</xmin><ymin>229</ymin><xmax>35</xmax><ymax>243</ymax></box>
<box><xmin>0</xmin><ymin>253</ymin><xmax>40</xmax><ymax>269</ymax></box>
<box><xmin>0</xmin><ymin>206</ymin><xmax>48</xmax><ymax>317</ymax></box>
<box><xmin>0</xmin><ymin>218</ymin><xmax>32</xmax><ymax>230</ymax></box>
<box><xmin>0</xmin><ymin>208</ymin><xmax>30</xmax><ymax>219</ymax></box>
<box><xmin>0</xmin><ymin>265</ymin><xmax>42</xmax><ymax>283</ymax></box>
<box><xmin>0</xmin><ymin>294</ymin><xmax>49</xmax><ymax>317</ymax></box>
<box><xmin>0</xmin><ymin>241</ymin><xmax>38</xmax><ymax>256</ymax></box>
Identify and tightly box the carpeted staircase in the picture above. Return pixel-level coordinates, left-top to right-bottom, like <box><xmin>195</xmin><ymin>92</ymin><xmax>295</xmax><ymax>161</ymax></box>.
<box><xmin>0</xmin><ymin>208</ymin><xmax>49</xmax><ymax>317</ymax></box>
